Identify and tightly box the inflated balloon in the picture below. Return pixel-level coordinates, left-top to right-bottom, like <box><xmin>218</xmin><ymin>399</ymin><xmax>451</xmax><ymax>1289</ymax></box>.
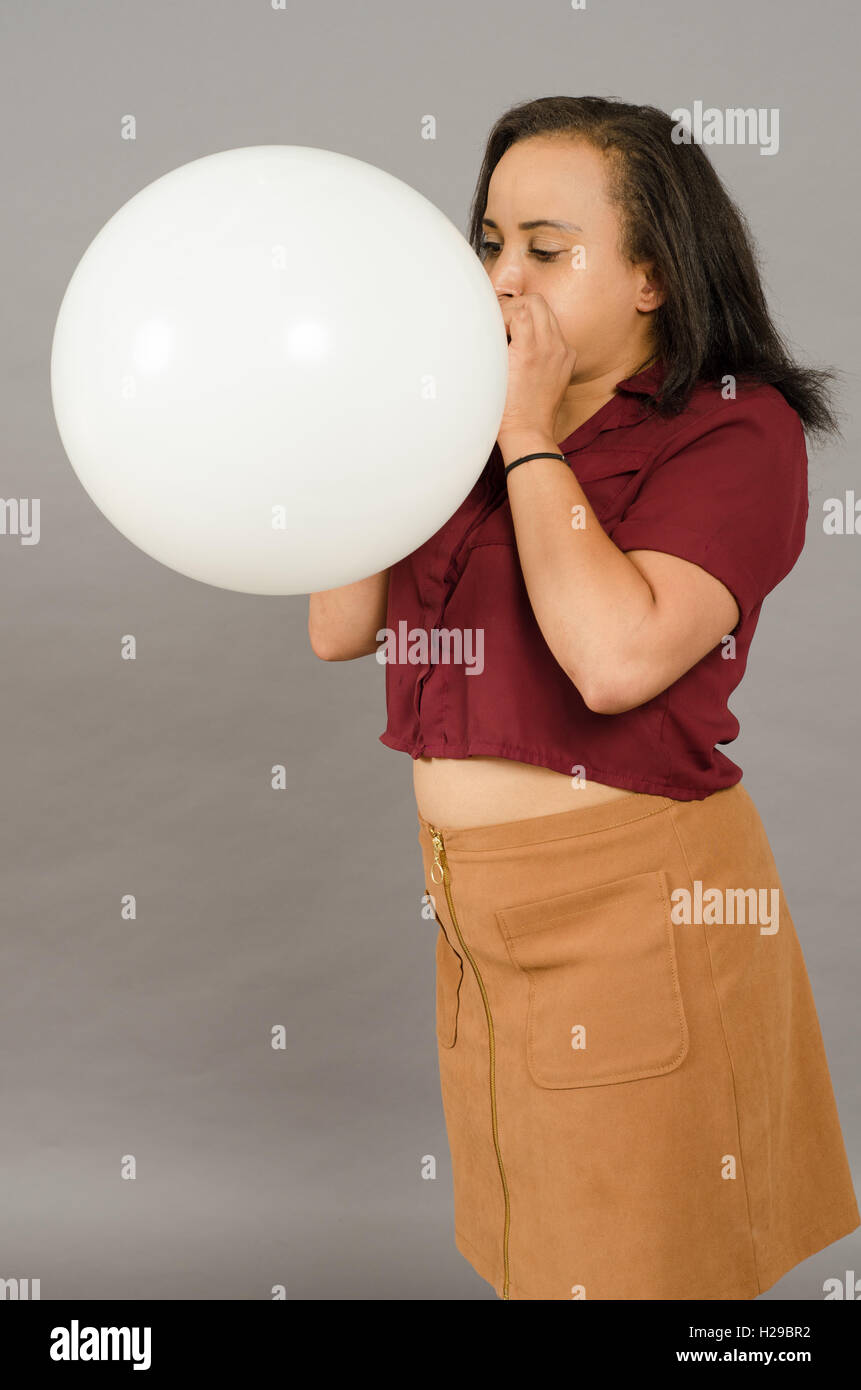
<box><xmin>50</xmin><ymin>145</ymin><xmax>508</xmax><ymax>594</ymax></box>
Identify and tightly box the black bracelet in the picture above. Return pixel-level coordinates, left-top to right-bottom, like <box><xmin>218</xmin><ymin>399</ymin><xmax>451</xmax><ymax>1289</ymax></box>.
<box><xmin>504</xmin><ymin>451</ymin><xmax>567</xmax><ymax>477</ymax></box>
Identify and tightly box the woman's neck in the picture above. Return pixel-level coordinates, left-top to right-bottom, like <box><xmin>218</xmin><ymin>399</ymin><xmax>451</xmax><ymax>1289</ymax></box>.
<box><xmin>553</xmin><ymin>352</ymin><xmax>658</xmax><ymax>441</ymax></box>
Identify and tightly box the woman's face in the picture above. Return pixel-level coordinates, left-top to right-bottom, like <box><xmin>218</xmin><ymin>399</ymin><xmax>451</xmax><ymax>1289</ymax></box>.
<box><xmin>480</xmin><ymin>136</ymin><xmax>663</xmax><ymax>379</ymax></box>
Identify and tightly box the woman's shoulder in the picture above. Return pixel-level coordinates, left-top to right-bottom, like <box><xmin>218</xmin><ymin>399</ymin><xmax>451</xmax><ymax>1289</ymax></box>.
<box><xmin>652</xmin><ymin>374</ymin><xmax>806</xmax><ymax>459</ymax></box>
<box><xmin>687</xmin><ymin>373</ymin><xmax>802</xmax><ymax>422</ymax></box>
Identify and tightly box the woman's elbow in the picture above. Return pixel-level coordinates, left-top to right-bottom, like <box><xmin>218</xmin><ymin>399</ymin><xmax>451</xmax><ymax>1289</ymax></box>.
<box><xmin>309</xmin><ymin>629</ymin><xmax>380</xmax><ymax>661</ymax></box>
<box><xmin>580</xmin><ymin>681</ymin><xmax>630</xmax><ymax>716</ymax></box>
<box><xmin>574</xmin><ymin>665</ymin><xmax>660</xmax><ymax>716</ymax></box>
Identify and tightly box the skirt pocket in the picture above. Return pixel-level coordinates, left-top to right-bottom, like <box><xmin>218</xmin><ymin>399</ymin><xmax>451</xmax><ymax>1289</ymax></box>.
<box><xmin>495</xmin><ymin>868</ymin><xmax>688</xmax><ymax>1089</ymax></box>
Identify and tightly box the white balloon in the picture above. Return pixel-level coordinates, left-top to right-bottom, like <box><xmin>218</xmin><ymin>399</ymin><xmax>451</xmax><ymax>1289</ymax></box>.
<box><xmin>50</xmin><ymin>145</ymin><xmax>509</xmax><ymax>594</ymax></box>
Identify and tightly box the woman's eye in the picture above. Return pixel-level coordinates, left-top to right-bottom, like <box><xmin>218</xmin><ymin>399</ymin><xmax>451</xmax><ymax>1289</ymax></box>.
<box><xmin>479</xmin><ymin>241</ymin><xmax>561</xmax><ymax>262</ymax></box>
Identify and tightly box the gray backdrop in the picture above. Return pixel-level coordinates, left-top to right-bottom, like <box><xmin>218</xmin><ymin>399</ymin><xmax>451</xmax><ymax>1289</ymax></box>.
<box><xmin>1</xmin><ymin>0</ymin><xmax>857</xmax><ymax>1300</ymax></box>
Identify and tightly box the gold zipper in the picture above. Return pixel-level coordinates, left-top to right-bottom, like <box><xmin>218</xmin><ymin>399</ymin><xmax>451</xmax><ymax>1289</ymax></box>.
<box><xmin>428</xmin><ymin>824</ymin><xmax>511</xmax><ymax>1301</ymax></box>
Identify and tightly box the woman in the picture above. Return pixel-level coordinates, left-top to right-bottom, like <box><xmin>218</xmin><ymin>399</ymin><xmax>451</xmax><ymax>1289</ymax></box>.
<box><xmin>308</xmin><ymin>95</ymin><xmax>859</xmax><ymax>1300</ymax></box>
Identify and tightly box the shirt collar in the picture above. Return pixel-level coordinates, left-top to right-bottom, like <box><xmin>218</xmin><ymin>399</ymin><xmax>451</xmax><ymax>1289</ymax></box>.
<box><xmin>558</xmin><ymin>357</ymin><xmax>666</xmax><ymax>454</ymax></box>
<box><xmin>615</xmin><ymin>357</ymin><xmax>667</xmax><ymax>395</ymax></box>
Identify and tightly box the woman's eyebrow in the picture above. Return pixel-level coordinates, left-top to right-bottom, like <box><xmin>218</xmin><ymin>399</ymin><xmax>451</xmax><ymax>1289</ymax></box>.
<box><xmin>482</xmin><ymin>217</ymin><xmax>583</xmax><ymax>232</ymax></box>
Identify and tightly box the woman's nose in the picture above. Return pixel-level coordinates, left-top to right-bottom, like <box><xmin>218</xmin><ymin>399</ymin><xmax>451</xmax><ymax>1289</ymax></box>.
<box><xmin>492</xmin><ymin>275</ymin><xmax>525</xmax><ymax>300</ymax></box>
<box><xmin>486</xmin><ymin>254</ymin><xmax>524</xmax><ymax>297</ymax></box>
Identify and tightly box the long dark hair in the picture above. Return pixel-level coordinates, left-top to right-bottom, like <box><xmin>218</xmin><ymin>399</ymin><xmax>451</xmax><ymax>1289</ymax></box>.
<box><xmin>467</xmin><ymin>95</ymin><xmax>840</xmax><ymax>440</ymax></box>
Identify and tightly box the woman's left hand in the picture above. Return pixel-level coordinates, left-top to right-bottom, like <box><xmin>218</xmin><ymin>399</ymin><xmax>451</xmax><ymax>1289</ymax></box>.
<box><xmin>497</xmin><ymin>293</ymin><xmax>578</xmax><ymax>445</ymax></box>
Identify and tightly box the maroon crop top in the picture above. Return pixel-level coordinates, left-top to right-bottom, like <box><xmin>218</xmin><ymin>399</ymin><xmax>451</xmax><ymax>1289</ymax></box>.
<box><xmin>377</xmin><ymin>359</ymin><xmax>809</xmax><ymax>800</ymax></box>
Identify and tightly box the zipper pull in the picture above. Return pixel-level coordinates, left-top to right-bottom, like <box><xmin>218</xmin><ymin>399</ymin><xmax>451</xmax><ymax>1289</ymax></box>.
<box><xmin>428</xmin><ymin>825</ymin><xmax>447</xmax><ymax>885</ymax></box>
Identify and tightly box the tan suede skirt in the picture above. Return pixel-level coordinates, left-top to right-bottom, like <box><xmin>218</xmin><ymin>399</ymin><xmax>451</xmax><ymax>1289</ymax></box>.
<box><xmin>416</xmin><ymin>782</ymin><xmax>859</xmax><ymax>1300</ymax></box>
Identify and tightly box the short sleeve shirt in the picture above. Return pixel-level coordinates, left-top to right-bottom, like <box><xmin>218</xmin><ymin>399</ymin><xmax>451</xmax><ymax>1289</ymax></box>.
<box><xmin>378</xmin><ymin>359</ymin><xmax>809</xmax><ymax>799</ymax></box>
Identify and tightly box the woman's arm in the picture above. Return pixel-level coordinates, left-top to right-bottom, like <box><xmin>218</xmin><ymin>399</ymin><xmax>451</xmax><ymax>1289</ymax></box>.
<box><xmin>308</xmin><ymin>569</ymin><xmax>391</xmax><ymax>661</ymax></box>
<box><xmin>499</xmin><ymin>427</ymin><xmax>740</xmax><ymax>715</ymax></box>
<box><xmin>493</xmin><ymin>300</ymin><xmax>741</xmax><ymax>713</ymax></box>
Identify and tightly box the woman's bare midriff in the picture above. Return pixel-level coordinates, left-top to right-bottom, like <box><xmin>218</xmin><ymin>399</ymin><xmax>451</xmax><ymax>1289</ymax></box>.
<box><xmin>413</xmin><ymin>754</ymin><xmax>653</xmax><ymax>830</ymax></box>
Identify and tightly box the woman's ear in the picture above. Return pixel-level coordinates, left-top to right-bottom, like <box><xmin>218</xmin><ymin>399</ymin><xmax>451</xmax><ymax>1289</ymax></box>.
<box><xmin>635</xmin><ymin>263</ymin><xmax>666</xmax><ymax>313</ymax></box>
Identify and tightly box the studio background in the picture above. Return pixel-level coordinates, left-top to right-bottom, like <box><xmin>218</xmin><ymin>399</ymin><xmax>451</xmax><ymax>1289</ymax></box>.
<box><xmin>1</xmin><ymin>0</ymin><xmax>857</xmax><ymax>1299</ymax></box>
